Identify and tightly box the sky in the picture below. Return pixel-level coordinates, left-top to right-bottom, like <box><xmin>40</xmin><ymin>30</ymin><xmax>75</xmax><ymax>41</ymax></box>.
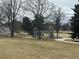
<box><xmin>49</xmin><ymin>0</ymin><xmax>78</xmax><ymax>23</ymax></box>
<box><xmin>20</xmin><ymin>0</ymin><xmax>78</xmax><ymax>23</ymax></box>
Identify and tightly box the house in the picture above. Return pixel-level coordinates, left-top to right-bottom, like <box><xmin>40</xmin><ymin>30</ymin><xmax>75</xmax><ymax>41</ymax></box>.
<box><xmin>0</xmin><ymin>26</ymin><xmax>10</xmax><ymax>36</ymax></box>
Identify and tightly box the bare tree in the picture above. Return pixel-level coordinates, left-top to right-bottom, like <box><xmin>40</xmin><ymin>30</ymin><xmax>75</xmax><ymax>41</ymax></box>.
<box><xmin>23</xmin><ymin>0</ymin><xmax>55</xmax><ymax>38</ymax></box>
<box><xmin>0</xmin><ymin>0</ymin><xmax>23</xmax><ymax>37</ymax></box>
<box><xmin>23</xmin><ymin>0</ymin><xmax>55</xmax><ymax>19</ymax></box>
<box><xmin>54</xmin><ymin>7</ymin><xmax>64</xmax><ymax>37</ymax></box>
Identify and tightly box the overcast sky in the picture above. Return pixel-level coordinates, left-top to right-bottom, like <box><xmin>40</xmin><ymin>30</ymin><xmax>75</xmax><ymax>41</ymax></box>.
<box><xmin>49</xmin><ymin>0</ymin><xmax>78</xmax><ymax>23</ymax></box>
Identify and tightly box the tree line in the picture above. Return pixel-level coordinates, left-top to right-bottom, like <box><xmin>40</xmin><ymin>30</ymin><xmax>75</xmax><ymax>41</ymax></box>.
<box><xmin>0</xmin><ymin>0</ymin><xmax>65</xmax><ymax>37</ymax></box>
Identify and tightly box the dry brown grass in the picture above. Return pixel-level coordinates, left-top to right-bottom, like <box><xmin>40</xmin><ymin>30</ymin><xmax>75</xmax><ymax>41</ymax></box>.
<box><xmin>0</xmin><ymin>37</ymin><xmax>79</xmax><ymax>59</ymax></box>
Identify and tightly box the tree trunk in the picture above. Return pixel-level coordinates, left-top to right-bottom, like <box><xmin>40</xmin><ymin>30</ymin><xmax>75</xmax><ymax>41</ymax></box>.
<box><xmin>57</xmin><ymin>30</ymin><xmax>59</xmax><ymax>37</ymax></box>
<box><xmin>11</xmin><ymin>29</ymin><xmax>15</xmax><ymax>37</ymax></box>
<box><xmin>38</xmin><ymin>31</ymin><xmax>41</xmax><ymax>39</ymax></box>
<box><xmin>8</xmin><ymin>24</ymin><xmax>15</xmax><ymax>37</ymax></box>
<box><xmin>10</xmin><ymin>19</ymin><xmax>15</xmax><ymax>37</ymax></box>
<box><xmin>57</xmin><ymin>32</ymin><xmax>59</xmax><ymax>37</ymax></box>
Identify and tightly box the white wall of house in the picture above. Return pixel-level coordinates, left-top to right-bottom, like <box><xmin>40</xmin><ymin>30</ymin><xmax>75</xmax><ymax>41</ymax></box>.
<box><xmin>0</xmin><ymin>27</ymin><xmax>10</xmax><ymax>35</ymax></box>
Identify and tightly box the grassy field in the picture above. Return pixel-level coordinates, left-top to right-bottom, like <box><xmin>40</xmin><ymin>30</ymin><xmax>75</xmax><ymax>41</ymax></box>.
<box><xmin>0</xmin><ymin>37</ymin><xmax>79</xmax><ymax>59</ymax></box>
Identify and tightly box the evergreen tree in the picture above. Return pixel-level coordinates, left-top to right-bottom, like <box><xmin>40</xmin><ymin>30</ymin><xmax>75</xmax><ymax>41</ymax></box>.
<box><xmin>32</xmin><ymin>15</ymin><xmax>44</xmax><ymax>39</ymax></box>
<box><xmin>22</xmin><ymin>17</ymin><xmax>33</xmax><ymax>35</ymax></box>
<box><xmin>33</xmin><ymin>15</ymin><xmax>44</xmax><ymax>31</ymax></box>
<box><xmin>71</xmin><ymin>4</ymin><xmax>79</xmax><ymax>39</ymax></box>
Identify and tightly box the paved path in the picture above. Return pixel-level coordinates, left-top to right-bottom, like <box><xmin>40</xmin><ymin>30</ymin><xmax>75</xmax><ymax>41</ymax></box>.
<box><xmin>24</xmin><ymin>35</ymin><xmax>79</xmax><ymax>45</ymax></box>
<box><xmin>55</xmin><ymin>38</ymin><xmax>79</xmax><ymax>45</ymax></box>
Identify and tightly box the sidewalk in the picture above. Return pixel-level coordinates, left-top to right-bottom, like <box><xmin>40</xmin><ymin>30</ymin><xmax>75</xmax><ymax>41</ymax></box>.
<box><xmin>55</xmin><ymin>38</ymin><xmax>79</xmax><ymax>45</ymax></box>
